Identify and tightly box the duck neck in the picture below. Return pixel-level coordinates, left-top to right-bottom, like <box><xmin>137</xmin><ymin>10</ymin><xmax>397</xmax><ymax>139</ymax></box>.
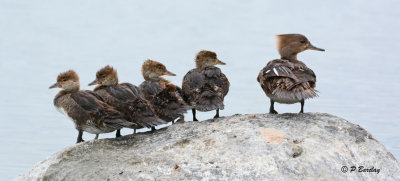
<box><xmin>279</xmin><ymin>47</ymin><xmax>300</xmax><ymax>61</ymax></box>
<box><xmin>63</xmin><ymin>84</ymin><xmax>80</xmax><ymax>93</ymax></box>
<box><xmin>196</xmin><ymin>63</ymin><xmax>214</xmax><ymax>70</ymax></box>
<box><xmin>280</xmin><ymin>53</ymin><xmax>298</xmax><ymax>61</ymax></box>
<box><xmin>197</xmin><ymin>65</ymin><xmax>209</xmax><ymax>70</ymax></box>
<box><xmin>144</xmin><ymin>75</ymin><xmax>161</xmax><ymax>81</ymax></box>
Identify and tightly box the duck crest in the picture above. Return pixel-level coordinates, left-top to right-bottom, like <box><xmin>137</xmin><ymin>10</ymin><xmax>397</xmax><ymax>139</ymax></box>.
<box><xmin>96</xmin><ymin>65</ymin><xmax>119</xmax><ymax>86</ymax></box>
<box><xmin>195</xmin><ymin>50</ymin><xmax>218</xmax><ymax>69</ymax></box>
<box><xmin>57</xmin><ymin>70</ymin><xmax>79</xmax><ymax>83</ymax></box>
<box><xmin>52</xmin><ymin>70</ymin><xmax>80</xmax><ymax>92</ymax></box>
<box><xmin>142</xmin><ymin>59</ymin><xmax>165</xmax><ymax>80</ymax></box>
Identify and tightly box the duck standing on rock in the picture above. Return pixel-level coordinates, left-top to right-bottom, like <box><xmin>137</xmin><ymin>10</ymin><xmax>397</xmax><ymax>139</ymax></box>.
<box><xmin>49</xmin><ymin>70</ymin><xmax>136</xmax><ymax>143</ymax></box>
<box><xmin>182</xmin><ymin>50</ymin><xmax>230</xmax><ymax>121</ymax></box>
<box><xmin>257</xmin><ymin>34</ymin><xmax>324</xmax><ymax>114</ymax></box>
<box><xmin>88</xmin><ymin>65</ymin><xmax>166</xmax><ymax>136</ymax></box>
<box><xmin>139</xmin><ymin>60</ymin><xmax>191</xmax><ymax>127</ymax></box>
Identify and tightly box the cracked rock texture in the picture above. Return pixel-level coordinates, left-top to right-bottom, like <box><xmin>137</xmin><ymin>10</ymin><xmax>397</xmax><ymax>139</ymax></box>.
<box><xmin>15</xmin><ymin>113</ymin><xmax>400</xmax><ymax>181</ymax></box>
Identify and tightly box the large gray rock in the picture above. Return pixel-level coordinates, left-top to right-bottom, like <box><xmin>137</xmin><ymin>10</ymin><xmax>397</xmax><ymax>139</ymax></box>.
<box><xmin>16</xmin><ymin>113</ymin><xmax>400</xmax><ymax>181</ymax></box>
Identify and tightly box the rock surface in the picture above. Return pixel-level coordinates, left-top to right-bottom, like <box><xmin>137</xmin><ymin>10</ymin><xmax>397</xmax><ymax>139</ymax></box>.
<box><xmin>16</xmin><ymin>113</ymin><xmax>400</xmax><ymax>181</ymax></box>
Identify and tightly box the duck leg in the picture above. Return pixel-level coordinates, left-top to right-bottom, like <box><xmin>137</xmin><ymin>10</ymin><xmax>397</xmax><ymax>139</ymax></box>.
<box><xmin>116</xmin><ymin>129</ymin><xmax>121</xmax><ymax>138</ymax></box>
<box><xmin>76</xmin><ymin>130</ymin><xmax>84</xmax><ymax>143</ymax></box>
<box><xmin>299</xmin><ymin>100</ymin><xmax>305</xmax><ymax>113</ymax></box>
<box><xmin>192</xmin><ymin>108</ymin><xmax>199</xmax><ymax>121</ymax></box>
<box><xmin>214</xmin><ymin>109</ymin><xmax>220</xmax><ymax>118</ymax></box>
<box><xmin>133</xmin><ymin>128</ymin><xmax>136</xmax><ymax>134</ymax></box>
<box><xmin>95</xmin><ymin>134</ymin><xmax>99</xmax><ymax>139</ymax></box>
<box><xmin>269</xmin><ymin>99</ymin><xmax>278</xmax><ymax>114</ymax></box>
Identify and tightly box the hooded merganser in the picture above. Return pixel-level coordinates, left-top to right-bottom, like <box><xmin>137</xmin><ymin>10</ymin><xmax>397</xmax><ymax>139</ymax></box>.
<box><xmin>88</xmin><ymin>65</ymin><xmax>166</xmax><ymax>136</ymax></box>
<box><xmin>257</xmin><ymin>34</ymin><xmax>324</xmax><ymax>114</ymax></box>
<box><xmin>139</xmin><ymin>60</ymin><xmax>190</xmax><ymax>127</ymax></box>
<box><xmin>182</xmin><ymin>50</ymin><xmax>230</xmax><ymax>121</ymax></box>
<box><xmin>49</xmin><ymin>70</ymin><xmax>136</xmax><ymax>143</ymax></box>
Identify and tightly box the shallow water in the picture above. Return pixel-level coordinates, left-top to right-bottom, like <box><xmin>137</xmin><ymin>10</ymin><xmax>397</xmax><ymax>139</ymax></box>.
<box><xmin>0</xmin><ymin>0</ymin><xmax>399</xmax><ymax>180</ymax></box>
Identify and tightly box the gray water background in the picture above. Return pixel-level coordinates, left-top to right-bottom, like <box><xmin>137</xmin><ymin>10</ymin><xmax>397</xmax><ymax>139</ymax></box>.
<box><xmin>0</xmin><ymin>0</ymin><xmax>399</xmax><ymax>180</ymax></box>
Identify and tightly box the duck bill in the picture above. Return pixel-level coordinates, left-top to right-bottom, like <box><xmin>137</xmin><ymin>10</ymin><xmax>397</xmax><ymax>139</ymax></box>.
<box><xmin>88</xmin><ymin>78</ymin><xmax>100</xmax><ymax>86</ymax></box>
<box><xmin>216</xmin><ymin>59</ymin><xmax>226</xmax><ymax>65</ymax></box>
<box><xmin>162</xmin><ymin>70</ymin><xmax>176</xmax><ymax>76</ymax></box>
<box><xmin>49</xmin><ymin>82</ymin><xmax>60</xmax><ymax>89</ymax></box>
<box><xmin>307</xmin><ymin>43</ymin><xmax>325</xmax><ymax>51</ymax></box>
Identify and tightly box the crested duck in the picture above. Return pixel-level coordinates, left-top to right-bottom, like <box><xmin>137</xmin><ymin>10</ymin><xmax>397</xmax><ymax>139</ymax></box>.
<box><xmin>257</xmin><ymin>34</ymin><xmax>324</xmax><ymax>114</ymax></box>
<box><xmin>182</xmin><ymin>50</ymin><xmax>230</xmax><ymax>121</ymax></box>
<box><xmin>139</xmin><ymin>60</ymin><xmax>190</xmax><ymax>127</ymax></box>
<box><xmin>49</xmin><ymin>70</ymin><xmax>136</xmax><ymax>143</ymax></box>
<box><xmin>88</xmin><ymin>65</ymin><xmax>166</xmax><ymax>136</ymax></box>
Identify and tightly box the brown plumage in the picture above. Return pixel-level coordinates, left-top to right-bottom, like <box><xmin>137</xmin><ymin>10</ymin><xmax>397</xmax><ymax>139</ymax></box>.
<box><xmin>88</xmin><ymin>65</ymin><xmax>166</xmax><ymax>136</ymax></box>
<box><xmin>182</xmin><ymin>50</ymin><xmax>230</xmax><ymax>121</ymax></box>
<box><xmin>139</xmin><ymin>60</ymin><xmax>191</xmax><ymax>124</ymax></box>
<box><xmin>257</xmin><ymin>34</ymin><xmax>324</xmax><ymax>114</ymax></box>
<box><xmin>49</xmin><ymin>70</ymin><xmax>136</xmax><ymax>143</ymax></box>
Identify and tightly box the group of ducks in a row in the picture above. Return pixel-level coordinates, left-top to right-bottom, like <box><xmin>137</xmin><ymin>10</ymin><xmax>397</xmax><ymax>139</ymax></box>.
<box><xmin>50</xmin><ymin>34</ymin><xmax>324</xmax><ymax>143</ymax></box>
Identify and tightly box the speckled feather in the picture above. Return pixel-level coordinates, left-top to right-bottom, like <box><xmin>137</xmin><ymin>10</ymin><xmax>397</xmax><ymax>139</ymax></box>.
<box><xmin>54</xmin><ymin>90</ymin><xmax>136</xmax><ymax>134</ymax></box>
<box><xmin>139</xmin><ymin>79</ymin><xmax>190</xmax><ymax>122</ymax></box>
<box><xmin>257</xmin><ymin>59</ymin><xmax>318</xmax><ymax>103</ymax></box>
<box><xmin>182</xmin><ymin>66</ymin><xmax>230</xmax><ymax>111</ymax></box>
<box><xmin>93</xmin><ymin>83</ymin><xmax>166</xmax><ymax>128</ymax></box>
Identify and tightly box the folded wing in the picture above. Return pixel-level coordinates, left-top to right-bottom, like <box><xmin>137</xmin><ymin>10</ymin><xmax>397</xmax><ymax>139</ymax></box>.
<box><xmin>257</xmin><ymin>59</ymin><xmax>318</xmax><ymax>100</ymax></box>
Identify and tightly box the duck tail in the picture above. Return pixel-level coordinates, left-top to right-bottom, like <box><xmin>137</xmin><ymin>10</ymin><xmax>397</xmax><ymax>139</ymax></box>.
<box><xmin>272</xmin><ymin>82</ymin><xmax>319</xmax><ymax>100</ymax></box>
<box><xmin>137</xmin><ymin>117</ymin><xmax>167</xmax><ymax>128</ymax></box>
<box><xmin>104</xmin><ymin>119</ymin><xmax>137</xmax><ymax>129</ymax></box>
<box><xmin>193</xmin><ymin>83</ymin><xmax>225</xmax><ymax>112</ymax></box>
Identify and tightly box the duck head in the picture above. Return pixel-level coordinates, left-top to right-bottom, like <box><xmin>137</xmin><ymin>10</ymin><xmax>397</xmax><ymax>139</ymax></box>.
<box><xmin>89</xmin><ymin>65</ymin><xmax>119</xmax><ymax>86</ymax></box>
<box><xmin>195</xmin><ymin>50</ymin><xmax>226</xmax><ymax>69</ymax></box>
<box><xmin>49</xmin><ymin>70</ymin><xmax>80</xmax><ymax>92</ymax></box>
<box><xmin>276</xmin><ymin>34</ymin><xmax>324</xmax><ymax>61</ymax></box>
<box><xmin>142</xmin><ymin>59</ymin><xmax>176</xmax><ymax>80</ymax></box>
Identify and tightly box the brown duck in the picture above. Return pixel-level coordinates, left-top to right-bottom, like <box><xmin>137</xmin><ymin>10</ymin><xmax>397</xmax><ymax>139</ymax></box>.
<box><xmin>182</xmin><ymin>50</ymin><xmax>230</xmax><ymax>121</ymax></box>
<box><xmin>139</xmin><ymin>60</ymin><xmax>191</xmax><ymax>126</ymax></box>
<box><xmin>257</xmin><ymin>34</ymin><xmax>324</xmax><ymax>114</ymax></box>
<box><xmin>49</xmin><ymin>70</ymin><xmax>136</xmax><ymax>143</ymax></box>
<box><xmin>88</xmin><ymin>65</ymin><xmax>166</xmax><ymax>136</ymax></box>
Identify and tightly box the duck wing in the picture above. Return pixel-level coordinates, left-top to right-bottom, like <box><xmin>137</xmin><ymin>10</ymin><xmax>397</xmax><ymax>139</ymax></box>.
<box><xmin>140</xmin><ymin>81</ymin><xmax>190</xmax><ymax>122</ymax></box>
<box><xmin>120</xmin><ymin>83</ymin><xmax>145</xmax><ymax>98</ymax></box>
<box><xmin>153</xmin><ymin>84</ymin><xmax>190</xmax><ymax>121</ymax></box>
<box><xmin>182</xmin><ymin>67</ymin><xmax>229</xmax><ymax>111</ymax></box>
<box><xmin>120</xmin><ymin>83</ymin><xmax>166</xmax><ymax>127</ymax></box>
<box><xmin>257</xmin><ymin>59</ymin><xmax>317</xmax><ymax>100</ymax></box>
<box><xmin>139</xmin><ymin>80</ymin><xmax>163</xmax><ymax>101</ymax></box>
<box><xmin>54</xmin><ymin>91</ymin><xmax>93</xmax><ymax>127</ymax></box>
<box><xmin>203</xmin><ymin>67</ymin><xmax>230</xmax><ymax>96</ymax></box>
<box><xmin>73</xmin><ymin>91</ymin><xmax>136</xmax><ymax>129</ymax></box>
<box><xmin>182</xmin><ymin>69</ymin><xmax>204</xmax><ymax>103</ymax></box>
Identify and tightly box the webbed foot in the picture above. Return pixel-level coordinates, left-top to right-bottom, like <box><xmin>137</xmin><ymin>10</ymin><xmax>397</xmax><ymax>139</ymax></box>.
<box><xmin>269</xmin><ymin>109</ymin><xmax>278</xmax><ymax>114</ymax></box>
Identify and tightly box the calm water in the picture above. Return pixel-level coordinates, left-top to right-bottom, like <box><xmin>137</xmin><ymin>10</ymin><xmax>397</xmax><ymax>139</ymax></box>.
<box><xmin>1</xmin><ymin>0</ymin><xmax>399</xmax><ymax>180</ymax></box>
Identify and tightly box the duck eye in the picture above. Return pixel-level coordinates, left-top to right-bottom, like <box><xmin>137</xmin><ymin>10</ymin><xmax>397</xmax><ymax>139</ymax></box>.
<box><xmin>62</xmin><ymin>78</ymin><xmax>67</xmax><ymax>82</ymax></box>
<box><xmin>300</xmin><ymin>40</ymin><xmax>306</xmax><ymax>44</ymax></box>
<box><xmin>157</xmin><ymin>65</ymin><xmax>162</xmax><ymax>69</ymax></box>
<box><xmin>101</xmin><ymin>74</ymin><xmax>106</xmax><ymax>78</ymax></box>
